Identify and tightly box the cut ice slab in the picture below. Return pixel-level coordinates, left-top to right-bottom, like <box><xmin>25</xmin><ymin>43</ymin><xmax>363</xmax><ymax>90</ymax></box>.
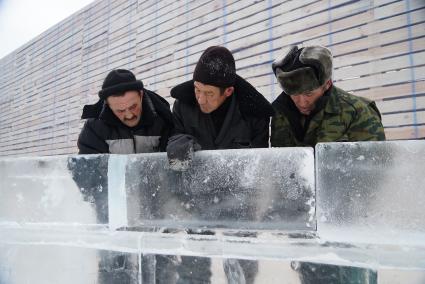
<box><xmin>2</xmin><ymin>228</ymin><xmax>424</xmax><ymax>284</ymax></box>
<box><xmin>0</xmin><ymin>155</ymin><xmax>109</xmax><ymax>225</ymax></box>
<box><xmin>316</xmin><ymin>140</ymin><xmax>425</xmax><ymax>245</ymax></box>
<box><xmin>123</xmin><ymin>147</ymin><xmax>315</xmax><ymax>231</ymax></box>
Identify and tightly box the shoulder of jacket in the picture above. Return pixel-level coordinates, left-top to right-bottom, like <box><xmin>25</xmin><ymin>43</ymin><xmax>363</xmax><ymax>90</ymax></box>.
<box><xmin>170</xmin><ymin>80</ymin><xmax>197</xmax><ymax>105</ymax></box>
<box><xmin>234</xmin><ymin>75</ymin><xmax>274</xmax><ymax>117</ymax></box>
<box><xmin>172</xmin><ymin>98</ymin><xmax>191</xmax><ymax>110</ymax></box>
<box><xmin>144</xmin><ymin>89</ymin><xmax>174</xmax><ymax>126</ymax></box>
<box><xmin>82</xmin><ymin>118</ymin><xmax>113</xmax><ymax>134</ymax></box>
<box><xmin>271</xmin><ymin>92</ymin><xmax>287</xmax><ymax>113</ymax></box>
<box><xmin>333</xmin><ymin>86</ymin><xmax>373</xmax><ymax>112</ymax></box>
<box><xmin>145</xmin><ymin>89</ymin><xmax>169</xmax><ymax>107</ymax></box>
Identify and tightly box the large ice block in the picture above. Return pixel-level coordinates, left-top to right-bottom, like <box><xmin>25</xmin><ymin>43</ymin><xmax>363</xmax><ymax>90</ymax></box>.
<box><xmin>132</xmin><ymin>254</ymin><xmax>379</xmax><ymax>284</ymax></box>
<box><xmin>1</xmin><ymin>240</ymin><xmax>385</xmax><ymax>284</ymax></box>
<box><xmin>0</xmin><ymin>155</ymin><xmax>109</xmax><ymax>225</ymax></box>
<box><xmin>1</xmin><ymin>145</ymin><xmax>425</xmax><ymax>283</ymax></box>
<box><xmin>316</xmin><ymin>140</ymin><xmax>425</xmax><ymax>245</ymax></box>
<box><xmin>124</xmin><ymin>148</ymin><xmax>315</xmax><ymax>230</ymax></box>
<box><xmin>0</xmin><ymin>243</ymin><xmax>139</xmax><ymax>284</ymax></box>
<box><xmin>0</xmin><ymin>148</ymin><xmax>315</xmax><ymax>231</ymax></box>
<box><xmin>3</xmin><ymin>227</ymin><xmax>423</xmax><ymax>283</ymax></box>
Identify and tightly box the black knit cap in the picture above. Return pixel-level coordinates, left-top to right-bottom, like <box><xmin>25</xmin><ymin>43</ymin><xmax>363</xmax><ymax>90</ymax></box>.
<box><xmin>98</xmin><ymin>69</ymin><xmax>144</xmax><ymax>100</ymax></box>
<box><xmin>193</xmin><ymin>46</ymin><xmax>236</xmax><ymax>88</ymax></box>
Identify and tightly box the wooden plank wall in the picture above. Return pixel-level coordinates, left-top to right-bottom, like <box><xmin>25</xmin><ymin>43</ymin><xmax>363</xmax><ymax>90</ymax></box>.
<box><xmin>0</xmin><ymin>0</ymin><xmax>424</xmax><ymax>157</ymax></box>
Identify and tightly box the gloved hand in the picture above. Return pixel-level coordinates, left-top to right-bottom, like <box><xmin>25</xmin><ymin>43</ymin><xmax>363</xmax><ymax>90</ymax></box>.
<box><xmin>166</xmin><ymin>134</ymin><xmax>201</xmax><ymax>171</ymax></box>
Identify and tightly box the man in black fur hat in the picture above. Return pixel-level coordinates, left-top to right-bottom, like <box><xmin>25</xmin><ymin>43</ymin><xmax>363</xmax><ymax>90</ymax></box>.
<box><xmin>77</xmin><ymin>69</ymin><xmax>174</xmax><ymax>154</ymax></box>
<box><xmin>271</xmin><ymin>45</ymin><xmax>385</xmax><ymax>147</ymax></box>
<box><xmin>167</xmin><ymin>46</ymin><xmax>274</xmax><ymax>170</ymax></box>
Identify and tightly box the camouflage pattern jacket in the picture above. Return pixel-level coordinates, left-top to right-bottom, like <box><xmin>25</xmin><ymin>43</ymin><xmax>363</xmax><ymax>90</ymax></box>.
<box><xmin>270</xmin><ymin>85</ymin><xmax>386</xmax><ymax>147</ymax></box>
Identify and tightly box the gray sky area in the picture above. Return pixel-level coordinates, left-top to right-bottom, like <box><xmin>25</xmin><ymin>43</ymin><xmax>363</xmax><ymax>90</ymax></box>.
<box><xmin>0</xmin><ymin>0</ymin><xmax>94</xmax><ymax>59</ymax></box>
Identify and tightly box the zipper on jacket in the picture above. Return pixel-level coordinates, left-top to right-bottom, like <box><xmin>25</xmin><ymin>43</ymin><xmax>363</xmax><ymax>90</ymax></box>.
<box><xmin>131</xmin><ymin>131</ymin><xmax>136</xmax><ymax>153</ymax></box>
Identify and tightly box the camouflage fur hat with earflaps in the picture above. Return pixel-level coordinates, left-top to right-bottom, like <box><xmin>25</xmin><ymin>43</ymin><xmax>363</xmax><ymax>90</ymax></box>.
<box><xmin>272</xmin><ymin>45</ymin><xmax>333</xmax><ymax>96</ymax></box>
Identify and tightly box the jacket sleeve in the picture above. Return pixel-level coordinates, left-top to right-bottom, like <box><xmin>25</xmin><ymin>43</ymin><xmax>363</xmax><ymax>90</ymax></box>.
<box><xmin>347</xmin><ymin>101</ymin><xmax>386</xmax><ymax>141</ymax></box>
<box><xmin>77</xmin><ymin>120</ymin><xmax>110</xmax><ymax>154</ymax></box>
<box><xmin>270</xmin><ymin>112</ymin><xmax>297</xmax><ymax>147</ymax></box>
<box><xmin>250</xmin><ymin>116</ymin><xmax>270</xmax><ymax>148</ymax></box>
<box><xmin>158</xmin><ymin>121</ymin><xmax>174</xmax><ymax>152</ymax></box>
<box><xmin>171</xmin><ymin>100</ymin><xmax>187</xmax><ymax>135</ymax></box>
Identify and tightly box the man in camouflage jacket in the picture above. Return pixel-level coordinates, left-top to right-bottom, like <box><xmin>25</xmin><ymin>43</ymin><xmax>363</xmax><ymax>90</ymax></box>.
<box><xmin>270</xmin><ymin>45</ymin><xmax>385</xmax><ymax>147</ymax></box>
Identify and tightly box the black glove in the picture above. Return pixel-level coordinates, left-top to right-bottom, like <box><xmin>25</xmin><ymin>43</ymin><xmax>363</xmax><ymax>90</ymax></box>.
<box><xmin>166</xmin><ymin>134</ymin><xmax>201</xmax><ymax>171</ymax></box>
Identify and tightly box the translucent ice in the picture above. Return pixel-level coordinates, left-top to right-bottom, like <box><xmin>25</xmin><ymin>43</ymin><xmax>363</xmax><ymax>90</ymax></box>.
<box><xmin>316</xmin><ymin>141</ymin><xmax>425</xmax><ymax>245</ymax></box>
<box><xmin>124</xmin><ymin>148</ymin><xmax>315</xmax><ymax>230</ymax></box>
<box><xmin>0</xmin><ymin>155</ymin><xmax>108</xmax><ymax>225</ymax></box>
<box><xmin>1</xmin><ymin>145</ymin><xmax>424</xmax><ymax>283</ymax></box>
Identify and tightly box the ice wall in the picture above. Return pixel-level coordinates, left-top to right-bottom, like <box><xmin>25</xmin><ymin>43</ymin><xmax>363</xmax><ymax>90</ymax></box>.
<box><xmin>0</xmin><ymin>148</ymin><xmax>314</xmax><ymax>230</ymax></box>
<box><xmin>0</xmin><ymin>144</ymin><xmax>424</xmax><ymax>283</ymax></box>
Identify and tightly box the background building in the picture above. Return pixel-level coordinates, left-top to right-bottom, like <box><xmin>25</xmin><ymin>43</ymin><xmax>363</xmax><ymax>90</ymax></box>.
<box><xmin>0</xmin><ymin>0</ymin><xmax>424</xmax><ymax>156</ymax></box>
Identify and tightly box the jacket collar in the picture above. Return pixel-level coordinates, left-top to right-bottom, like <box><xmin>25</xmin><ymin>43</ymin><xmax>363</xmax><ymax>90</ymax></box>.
<box><xmin>170</xmin><ymin>74</ymin><xmax>274</xmax><ymax>118</ymax></box>
<box><xmin>272</xmin><ymin>85</ymin><xmax>338</xmax><ymax>115</ymax></box>
<box><xmin>214</xmin><ymin>93</ymin><xmax>237</xmax><ymax>145</ymax></box>
<box><xmin>323</xmin><ymin>85</ymin><xmax>340</xmax><ymax>114</ymax></box>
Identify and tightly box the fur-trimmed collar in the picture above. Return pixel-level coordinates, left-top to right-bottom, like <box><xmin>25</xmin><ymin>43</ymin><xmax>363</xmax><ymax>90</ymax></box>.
<box><xmin>170</xmin><ymin>74</ymin><xmax>274</xmax><ymax>118</ymax></box>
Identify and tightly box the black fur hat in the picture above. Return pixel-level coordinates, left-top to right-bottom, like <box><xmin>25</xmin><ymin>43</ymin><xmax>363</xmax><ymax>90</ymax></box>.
<box><xmin>193</xmin><ymin>46</ymin><xmax>236</xmax><ymax>88</ymax></box>
<box><xmin>98</xmin><ymin>69</ymin><xmax>144</xmax><ymax>100</ymax></box>
<box><xmin>272</xmin><ymin>45</ymin><xmax>333</xmax><ymax>95</ymax></box>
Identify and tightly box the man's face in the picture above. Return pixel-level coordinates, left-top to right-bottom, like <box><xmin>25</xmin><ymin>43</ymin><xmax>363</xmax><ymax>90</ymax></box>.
<box><xmin>194</xmin><ymin>81</ymin><xmax>233</xmax><ymax>114</ymax></box>
<box><xmin>290</xmin><ymin>81</ymin><xmax>331</xmax><ymax>115</ymax></box>
<box><xmin>107</xmin><ymin>90</ymin><xmax>142</xmax><ymax>127</ymax></box>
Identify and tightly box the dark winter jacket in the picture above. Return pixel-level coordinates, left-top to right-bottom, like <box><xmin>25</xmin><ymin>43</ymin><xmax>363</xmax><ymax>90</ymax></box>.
<box><xmin>78</xmin><ymin>89</ymin><xmax>174</xmax><ymax>154</ymax></box>
<box><xmin>271</xmin><ymin>85</ymin><xmax>385</xmax><ymax>147</ymax></box>
<box><xmin>170</xmin><ymin>75</ymin><xmax>274</xmax><ymax>150</ymax></box>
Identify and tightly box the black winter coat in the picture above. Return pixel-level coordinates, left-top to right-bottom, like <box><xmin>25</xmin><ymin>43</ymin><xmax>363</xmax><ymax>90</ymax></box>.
<box><xmin>78</xmin><ymin>89</ymin><xmax>173</xmax><ymax>154</ymax></box>
<box><xmin>170</xmin><ymin>75</ymin><xmax>274</xmax><ymax>150</ymax></box>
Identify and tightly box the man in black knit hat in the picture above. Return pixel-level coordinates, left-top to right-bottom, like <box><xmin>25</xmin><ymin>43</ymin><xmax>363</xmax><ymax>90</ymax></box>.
<box><xmin>77</xmin><ymin>69</ymin><xmax>174</xmax><ymax>154</ymax></box>
<box><xmin>167</xmin><ymin>46</ymin><xmax>274</xmax><ymax>170</ymax></box>
<box><xmin>166</xmin><ymin>46</ymin><xmax>273</xmax><ymax>283</ymax></box>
